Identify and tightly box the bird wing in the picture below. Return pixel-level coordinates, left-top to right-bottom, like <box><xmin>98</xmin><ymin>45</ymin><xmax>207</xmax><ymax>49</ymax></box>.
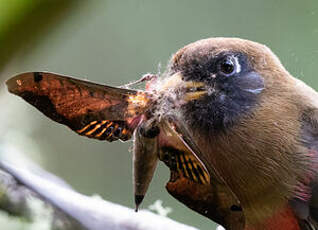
<box><xmin>6</xmin><ymin>72</ymin><xmax>152</xmax><ymax>142</ymax></box>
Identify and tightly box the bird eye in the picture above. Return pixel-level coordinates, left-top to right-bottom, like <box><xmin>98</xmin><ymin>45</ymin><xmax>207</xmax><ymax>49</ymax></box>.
<box><xmin>218</xmin><ymin>56</ymin><xmax>239</xmax><ymax>76</ymax></box>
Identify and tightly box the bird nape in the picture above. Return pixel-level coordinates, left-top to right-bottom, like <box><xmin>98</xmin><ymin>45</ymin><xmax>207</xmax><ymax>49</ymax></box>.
<box><xmin>6</xmin><ymin>38</ymin><xmax>318</xmax><ymax>230</ymax></box>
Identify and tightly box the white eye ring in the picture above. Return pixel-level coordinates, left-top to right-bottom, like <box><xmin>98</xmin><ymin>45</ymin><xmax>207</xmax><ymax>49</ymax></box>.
<box><xmin>219</xmin><ymin>55</ymin><xmax>241</xmax><ymax>76</ymax></box>
<box><xmin>233</xmin><ymin>56</ymin><xmax>241</xmax><ymax>74</ymax></box>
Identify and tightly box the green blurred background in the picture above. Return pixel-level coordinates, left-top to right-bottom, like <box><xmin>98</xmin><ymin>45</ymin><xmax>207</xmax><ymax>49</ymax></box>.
<box><xmin>1</xmin><ymin>1</ymin><xmax>318</xmax><ymax>229</ymax></box>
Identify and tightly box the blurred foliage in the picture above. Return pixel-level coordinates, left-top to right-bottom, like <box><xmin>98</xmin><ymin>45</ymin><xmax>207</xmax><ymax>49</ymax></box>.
<box><xmin>0</xmin><ymin>0</ymin><xmax>83</xmax><ymax>229</ymax></box>
<box><xmin>1</xmin><ymin>1</ymin><xmax>318</xmax><ymax>230</ymax></box>
<box><xmin>0</xmin><ymin>198</ymin><xmax>52</xmax><ymax>230</ymax></box>
<box><xmin>0</xmin><ymin>0</ymin><xmax>80</xmax><ymax>70</ymax></box>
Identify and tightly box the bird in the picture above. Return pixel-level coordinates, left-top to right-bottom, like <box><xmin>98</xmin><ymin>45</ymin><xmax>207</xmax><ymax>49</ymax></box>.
<box><xmin>161</xmin><ymin>38</ymin><xmax>318</xmax><ymax>230</ymax></box>
<box><xmin>6</xmin><ymin>37</ymin><xmax>318</xmax><ymax>230</ymax></box>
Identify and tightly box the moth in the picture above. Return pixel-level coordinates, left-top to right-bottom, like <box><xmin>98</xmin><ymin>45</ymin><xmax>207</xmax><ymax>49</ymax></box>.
<box><xmin>6</xmin><ymin>71</ymin><xmax>220</xmax><ymax>211</ymax></box>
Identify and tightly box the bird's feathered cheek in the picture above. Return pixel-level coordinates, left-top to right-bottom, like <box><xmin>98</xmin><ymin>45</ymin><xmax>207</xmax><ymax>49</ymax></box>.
<box><xmin>180</xmin><ymin>71</ymin><xmax>265</xmax><ymax>134</ymax></box>
<box><xmin>201</xmin><ymin>71</ymin><xmax>265</xmax><ymax>101</ymax></box>
<box><xmin>234</xmin><ymin>71</ymin><xmax>265</xmax><ymax>95</ymax></box>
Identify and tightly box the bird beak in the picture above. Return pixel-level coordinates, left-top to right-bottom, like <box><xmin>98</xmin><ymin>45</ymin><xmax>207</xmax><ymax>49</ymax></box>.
<box><xmin>159</xmin><ymin>72</ymin><xmax>207</xmax><ymax>102</ymax></box>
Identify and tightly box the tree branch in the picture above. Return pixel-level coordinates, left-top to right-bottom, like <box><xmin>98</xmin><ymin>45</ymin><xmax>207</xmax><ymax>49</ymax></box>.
<box><xmin>0</xmin><ymin>159</ymin><xmax>199</xmax><ymax>230</ymax></box>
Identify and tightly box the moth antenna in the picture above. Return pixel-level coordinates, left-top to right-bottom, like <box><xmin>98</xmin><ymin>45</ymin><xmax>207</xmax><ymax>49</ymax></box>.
<box><xmin>120</xmin><ymin>73</ymin><xmax>158</xmax><ymax>88</ymax></box>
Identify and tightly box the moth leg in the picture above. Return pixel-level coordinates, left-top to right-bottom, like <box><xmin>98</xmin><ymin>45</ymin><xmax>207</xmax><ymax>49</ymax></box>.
<box><xmin>120</xmin><ymin>73</ymin><xmax>158</xmax><ymax>88</ymax></box>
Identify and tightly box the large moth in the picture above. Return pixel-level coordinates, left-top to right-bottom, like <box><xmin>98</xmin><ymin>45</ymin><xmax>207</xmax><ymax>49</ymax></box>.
<box><xmin>6</xmin><ymin>71</ymin><xmax>241</xmax><ymax>225</ymax></box>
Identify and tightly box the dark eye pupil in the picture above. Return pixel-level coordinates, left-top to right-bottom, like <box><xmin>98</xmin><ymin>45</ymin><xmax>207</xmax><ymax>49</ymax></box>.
<box><xmin>220</xmin><ymin>59</ymin><xmax>235</xmax><ymax>75</ymax></box>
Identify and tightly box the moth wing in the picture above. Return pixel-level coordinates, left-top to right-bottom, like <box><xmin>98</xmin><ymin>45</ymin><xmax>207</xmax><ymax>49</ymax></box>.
<box><xmin>161</xmin><ymin>116</ymin><xmax>212</xmax><ymax>183</ymax></box>
<box><xmin>172</xmin><ymin>148</ymin><xmax>210</xmax><ymax>184</ymax></box>
<box><xmin>162</xmin><ymin>115</ymin><xmax>244</xmax><ymax>228</ymax></box>
<box><xmin>6</xmin><ymin>72</ymin><xmax>151</xmax><ymax>142</ymax></box>
<box><xmin>163</xmin><ymin>114</ymin><xmax>238</xmax><ymax>187</ymax></box>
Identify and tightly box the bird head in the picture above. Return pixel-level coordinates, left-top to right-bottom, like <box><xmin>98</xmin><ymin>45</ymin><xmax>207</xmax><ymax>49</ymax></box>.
<box><xmin>160</xmin><ymin>38</ymin><xmax>291</xmax><ymax>134</ymax></box>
